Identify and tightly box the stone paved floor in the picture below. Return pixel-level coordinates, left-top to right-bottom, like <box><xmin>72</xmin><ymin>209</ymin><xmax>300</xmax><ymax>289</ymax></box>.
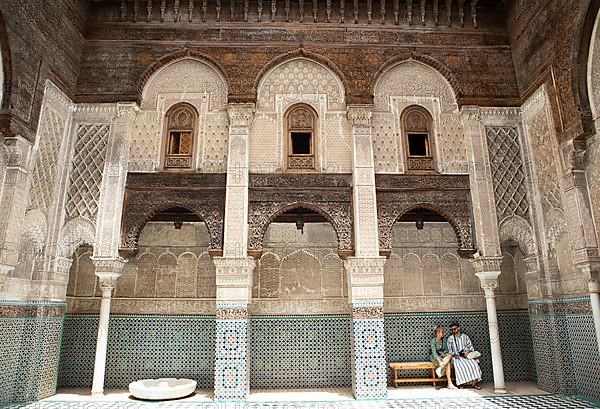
<box><xmin>3</xmin><ymin>384</ymin><xmax>599</xmax><ymax>408</ymax></box>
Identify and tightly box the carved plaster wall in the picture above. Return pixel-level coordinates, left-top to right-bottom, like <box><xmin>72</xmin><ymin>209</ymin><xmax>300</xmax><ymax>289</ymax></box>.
<box><xmin>251</xmin><ymin>222</ymin><xmax>348</xmax><ymax>314</ymax></box>
<box><xmin>521</xmin><ymin>86</ymin><xmax>579</xmax><ymax>293</ymax></box>
<box><xmin>67</xmin><ymin>221</ymin><xmax>217</xmax><ymax>314</ymax></box>
<box><xmin>130</xmin><ymin>58</ymin><xmax>229</xmax><ymax>173</ymax></box>
<box><xmin>587</xmin><ymin>13</ymin><xmax>600</xmax><ymax>251</ymax></box>
<box><xmin>384</xmin><ymin>222</ymin><xmax>527</xmax><ymax>312</ymax></box>
<box><xmin>252</xmin><ymin>57</ymin><xmax>351</xmax><ymax>173</ymax></box>
<box><xmin>373</xmin><ymin>60</ymin><xmax>468</xmax><ymax>174</ymax></box>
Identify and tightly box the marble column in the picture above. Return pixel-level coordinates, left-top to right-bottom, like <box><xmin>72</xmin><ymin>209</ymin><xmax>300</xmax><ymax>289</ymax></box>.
<box><xmin>346</xmin><ymin>105</ymin><xmax>387</xmax><ymax>399</ymax></box>
<box><xmin>90</xmin><ymin>257</ymin><xmax>125</xmax><ymax>396</ymax></box>
<box><xmin>473</xmin><ymin>256</ymin><xmax>506</xmax><ymax>394</ymax></box>
<box><xmin>213</xmin><ymin>103</ymin><xmax>256</xmax><ymax>400</ymax></box>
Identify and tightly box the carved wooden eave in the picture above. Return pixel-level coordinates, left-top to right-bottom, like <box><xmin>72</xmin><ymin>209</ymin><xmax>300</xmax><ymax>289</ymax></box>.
<box><xmin>119</xmin><ymin>172</ymin><xmax>226</xmax><ymax>258</ymax></box>
<box><xmin>248</xmin><ymin>173</ymin><xmax>353</xmax><ymax>259</ymax></box>
<box><xmin>375</xmin><ymin>173</ymin><xmax>476</xmax><ymax>258</ymax></box>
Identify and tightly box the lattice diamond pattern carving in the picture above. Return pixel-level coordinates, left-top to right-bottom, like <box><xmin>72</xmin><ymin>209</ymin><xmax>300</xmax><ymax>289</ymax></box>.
<box><xmin>66</xmin><ymin>124</ymin><xmax>110</xmax><ymax>221</ymax></box>
<box><xmin>28</xmin><ymin>108</ymin><xmax>65</xmax><ymax>213</ymax></box>
<box><xmin>486</xmin><ymin>127</ymin><xmax>529</xmax><ymax>221</ymax></box>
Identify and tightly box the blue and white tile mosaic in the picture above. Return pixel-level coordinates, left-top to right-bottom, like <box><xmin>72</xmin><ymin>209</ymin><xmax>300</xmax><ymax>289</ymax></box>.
<box><xmin>529</xmin><ymin>296</ymin><xmax>600</xmax><ymax>401</ymax></box>
<box><xmin>214</xmin><ymin>318</ymin><xmax>249</xmax><ymax>400</ymax></box>
<box><xmin>58</xmin><ymin>315</ymin><xmax>216</xmax><ymax>389</ymax></box>
<box><xmin>250</xmin><ymin>315</ymin><xmax>352</xmax><ymax>389</ymax></box>
<box><xmin>0</xmin><ymin>302</ymin><xmax>65</xmax><ymax>404</ymax></box>
<box><xmin>352</xmin><ymin>317</ymin><xmax>387</xmax><ymax>399</ymax></box>
<box><xmin>384</xmin><ymin>310</ymin><xmax>537</xmax><ymax>384</ymax></box>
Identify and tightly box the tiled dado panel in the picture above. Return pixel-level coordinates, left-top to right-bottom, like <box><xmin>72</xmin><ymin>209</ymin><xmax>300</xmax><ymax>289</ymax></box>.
<box><xmin>249</xmin><ymin>316</ymin><xmax>353</xmax><ymax>389</ymax></box>
<box><xmin>384</xmin><ymin>311</ymin><xmax>537</xmax><ymax>384</ymax></box>
<box><xmin>529</xmin><ymin>296</ymin><xmax>600</xmax><ymax>401</ymax></box>
<box><xmin>0</xmin><ymin>302</ymin><xmax>66</xmax><ymax>404</ymax></box>
<box><xmin>58</xmin><ymin>315</ymin><xmax>216</xmax><ymax>389</ymax></box>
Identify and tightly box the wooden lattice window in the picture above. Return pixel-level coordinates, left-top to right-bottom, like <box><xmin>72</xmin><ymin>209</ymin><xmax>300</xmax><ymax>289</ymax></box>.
<box><xmin>163</xmin><ymin>103</ymin><xmax>197</xmax><ymax>169</ymax></box>
<box><xmin>286</xmin><ymin>105</ymin><xmax>317</xmax><ymax>171</ymax></box>
<box><xmin>401</xmin><ymin>106</ymin><xmax>435</xmax><ymax>172</ymax></box>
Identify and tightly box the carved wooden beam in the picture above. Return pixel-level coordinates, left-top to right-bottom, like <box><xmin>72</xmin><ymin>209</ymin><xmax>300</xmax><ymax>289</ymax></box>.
<box><xmin>271</xmin><ymin>0</ymin><xmax>276</xmax><ymax>21</ymax></box>
<box><xmin>313</xmin><ymin>0</ymin><xmax>318</xmax><ymax>22</ymax></box>
<box><xmin>230</xmin><ymin>0</ymin><xmax>235</xmax><ymax>21</ymax></box>
<box><xmin>326</xmin><ymin>0</ymin><xmax>331</xmax><ymax>22</ymax></box>
<box><xmin>203</xmin><ymin>0</ymin><xmax>208</xmax><ymax>21</ymax></box>
<box><xmin>406</xmin><ymin>0</ymin><xmax>412</xmax><ymax>25</ymax></box>
<box><xmin>258</xmin><ymin>0</ymin><xmax>263</xmax><ymax>21</ymax></box>
<box><xmin>244</xmin><ymin>0</ymin><xmax>249</xmax><ymax>21</ymax></box>
<box><xmin>353</xmin><ymin>0</ymin><xmax>358</xmax><ymax>23</ymax></box>
<box><xmin>299</xmin><ymin>0</ymin><xmax>305</xmax><ymax>22</ymax></box>
<box><xmin>433</xmin><ymin>0</ymin><xmax>439</xmax><ymax>25</ymax></box>
<box><xmin>446</xmin><ymin>0</ymin><xmax>452</xmax><ymax>26</ymax></box>
<box><xmin>458</xmin><ymin>0</ymin><xmax>465</xmax><ymax>27</ymax></box>
<box><xmin>340</xmin><ymin>0</ymin><xmax>345</xmax><ymax>23</ymax></box>
<box><xmin>285</xmin><ymin>0</ymin><xmax>290</xmax><ymax>21</ymax></box>
<box><xmin>216</xmin><ymin>0</ymin><xmax>221</xmax><ymax>21</ymax></box>
<box><xmin>420</xmin><ymin>0</ymin><xmax>426</xmax><ymax>25</ymax></box>
<box><xmin>380</xmin><ymin>0</ymin><xmax>385</xmax><ymax>24</ymax></box>
<box><xmin>367</xmin><ymin>0</ymin><xmax>372</xmax><ymax>23</ymax></box>
<box><xmin>394</xmin><ymin>0</ymin><xmax>399</xmax><ymax>24</ymax></box>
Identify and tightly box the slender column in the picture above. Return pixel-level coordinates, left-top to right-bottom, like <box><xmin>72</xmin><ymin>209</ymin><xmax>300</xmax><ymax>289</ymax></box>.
<box><xmin>90</xmin><ymin>257</ymin><xmax>125</xmax><ymax>396</ymax></box>
<box><xmin>473</xmin><ymin>256</ymin><xmax>506</xmax><ymax>394</ymax></box>
<box><xmin>589</xmin><ymin>279</ymin><xmax>600</xmax><ymax>353</ymax></box>
<box><xmin>346</xmin><ymin>105</ymin><xmax>387</xmax><ymax>399</ymax></box>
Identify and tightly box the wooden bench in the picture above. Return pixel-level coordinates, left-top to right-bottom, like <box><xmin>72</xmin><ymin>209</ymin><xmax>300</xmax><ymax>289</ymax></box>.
<box><xmin>389</xmin><ymin>362</ymin><xmax>448</xmax><ymax>388</ymax></box>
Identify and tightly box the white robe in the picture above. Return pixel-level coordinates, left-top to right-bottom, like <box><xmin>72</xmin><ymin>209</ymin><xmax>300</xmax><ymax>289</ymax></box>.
<box><xmin>447</xmin><ymin>333</ymin><xmax>482</xmax><ymax>385</ymax></box>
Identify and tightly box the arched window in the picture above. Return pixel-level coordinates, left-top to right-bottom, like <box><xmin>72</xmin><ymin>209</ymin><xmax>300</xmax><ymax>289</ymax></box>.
<box><xmin>163</xmin><ymin>103</ymin><xmax>197</xmax><ymax>170</ymax></box>
<box><xmin>401</xmin><ymin>105</ymin><xmax>435</xmax><ymax>172</ymax></box>
<box><xmin>286</xmin><ymin>105</ymin><xmax>317</xmax><ymax>171</ymax></box>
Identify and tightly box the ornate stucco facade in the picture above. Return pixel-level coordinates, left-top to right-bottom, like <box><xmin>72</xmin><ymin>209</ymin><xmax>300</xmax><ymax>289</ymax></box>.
<box><xmin>0</xmin><ymin>0</ymin><xmax>599</xmax><ymax>404</ymax></box>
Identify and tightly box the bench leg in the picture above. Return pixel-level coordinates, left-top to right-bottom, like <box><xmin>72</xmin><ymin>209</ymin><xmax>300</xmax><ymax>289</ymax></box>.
<box><xmin>431</xmin><ymin>368</ymin><xmax>436</xmax><ymax>388</ymax></box>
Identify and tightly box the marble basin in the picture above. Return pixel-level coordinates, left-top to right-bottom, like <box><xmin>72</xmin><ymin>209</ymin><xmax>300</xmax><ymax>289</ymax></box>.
<box><xmin>128</xmin><ymin>378</ymin><xmax>197</xmax><ymax>400</ymax></box>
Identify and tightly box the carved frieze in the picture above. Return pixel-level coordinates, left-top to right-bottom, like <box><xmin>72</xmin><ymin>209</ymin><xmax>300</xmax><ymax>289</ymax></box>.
<box><xmin>120</xmin><ymin>173</ymin><xmax>225</xmax><ymax>253</ymax></box>
<box><xmin>248</xmin><ymin>175</ymin><xmax>353</xmax><ymax>256</ymax></box>
<box><xmin>376</xmin><ymin>174</ymin><xmax>475</xmax><ymax>257</ymax></box>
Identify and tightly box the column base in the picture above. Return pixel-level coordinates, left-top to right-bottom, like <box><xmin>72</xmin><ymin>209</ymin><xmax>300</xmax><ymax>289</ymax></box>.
<box><xmin>494</xmin><ymin>387</ymin><xmax>507</xmax><ymax>394</ymax></box>
<box><xmin>90</xmin><ymin>391</ymin><xmax>104</xmax><ymax>397</ymax></box>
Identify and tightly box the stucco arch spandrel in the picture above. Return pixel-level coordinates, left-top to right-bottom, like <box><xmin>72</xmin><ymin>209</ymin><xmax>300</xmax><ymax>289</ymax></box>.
<box><xmin>140</xmin><ymin>56</ymin><xmax>228</xmax><ymax>111</ymax></box>
<box><xmin>60</xmin><ymin>217</ymin><xmax>96</xmax><ymax>258</ymax></box>
<box><xmin>373</xmin><ymin>59</ymin><xmax>459</xmax><ymax>113</ymax></box>
<box><xmin>498</xmin><ymin>215</ymin><xmax>537</xmax><ymax>258</ymax></box>
<box><xmin>248</xmin><ymin>200</ymin><xmax>353</xmax><ymax>256</ymax></box>
<box><xmin>256</xmin><ymin>56</ymin><xmax>346</xmax><ymax>111</ymax></box>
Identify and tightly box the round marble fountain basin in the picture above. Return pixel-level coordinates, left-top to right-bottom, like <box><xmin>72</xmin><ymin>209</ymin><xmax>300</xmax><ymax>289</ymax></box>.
<box><xmin>128</xmin><ymin>378</ymin><xmax>197</xmax><ymax>400</ymax></box>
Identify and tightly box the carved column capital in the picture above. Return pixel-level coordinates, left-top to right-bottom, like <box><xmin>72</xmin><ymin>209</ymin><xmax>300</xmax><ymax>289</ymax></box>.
<box><xmin>227</xmin><ymin>103</ymin><xmax>255</xmax><ymax>128</ymax></box>
<box><xmin>112</xmin><ymin>102</ymin><xmax>139</xmax><ymax>123</ymax></box>
<box><xmin>92</xmin><ymin>257</ymin><xmax>126</xmax><ymax>295</ymax></box>
<box><xmin>343</xmin><ymin>256</ymin><xmax>386</xmax><ymax>275</ymax></box>
<box><xmin>561</xmin><ymin>138</ymin><xmax>587</xmax><ymax>174</ymax></box>
<box><xmin>347</xmin><ymin>105</ymin><xmax>374</xmax><ymax>128</ymax></box>
<box><xmin>470</xmin><ymin>255</ymin><xmax>503</xmax><ymax>274</ymax></box>
<box><xmin>3</xmin><ymin>135</ymin><xmax>33</xmax><ymax>168</ymax></box>
<box><xmin>213</xmin><ymin>257</ymin><xmax>256</xmax><ymax>276</ymax></box>
<box><xmin>589</xmin><ymin>279</ymin><xmax>600</xmax><ymax>294</ymax></box>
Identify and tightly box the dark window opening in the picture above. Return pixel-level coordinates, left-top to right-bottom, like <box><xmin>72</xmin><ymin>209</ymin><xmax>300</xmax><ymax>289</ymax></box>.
<box><xmin>291</xmin><ymin>132</ymin><xmax>312</xmax><ymax>155</ymax></box>
<box><xmin>168</xmin><ymin>131</ymin><xmax>192</xmax><ymax>155</ymax></box>
<box><xmin>407</xmin><ymin>133</ymin><xmax>429</xmax><ymax>156</ymax></box>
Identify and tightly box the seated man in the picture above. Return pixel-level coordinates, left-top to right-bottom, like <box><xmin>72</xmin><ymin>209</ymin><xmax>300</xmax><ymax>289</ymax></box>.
<box><xmin>447</xmin><ymin>321</ymin><xmax>482</xmax><ymax>389</ymax></box>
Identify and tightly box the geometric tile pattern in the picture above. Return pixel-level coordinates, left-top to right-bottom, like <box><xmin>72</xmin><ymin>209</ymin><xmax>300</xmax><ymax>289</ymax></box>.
<box><xmin>250</xmin><ymin>316</ymin><xmax>352</xmax><ymax>389</ymax></box>
<box><xmin>214</xmin><ymin>318</ymin><xmax>249</xmax><ymax>400</ymax></box>
<box><xmin>65</xmin><ymin>124</ymin><xmax>110</xmax><ymax>222</ymax></box>
<box><xmin>529</xmin><ymin>296</ymin><xmax>600</xmax><ymax>402</ymax></box>
<box><xmin>4</xmin><ymin>394</ymin><xmax>600</xmax><ymax>408</ymax></box>
<box><xmin>58</xmin><ymin>315</ymin><xmax>215</xmax><ymax>389</ymax></box>
<box><xmin>0</xmin><ymin>303</ymin><xmax>66</xmax><ymax>404</ymax></box>
<box><xmin>486</xmin><ymin>126</ymin><xmax>530</xmax><ymax>222</ymax></box>
<box><xmin>385</xmin><ymin>310</ymin><xmax>537</xmax><ymax>384</ymax></box>
<box><xmin>352</xmin><ymin>317</ymin><xmax>387</xmax><ymax>399</ymax></box>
